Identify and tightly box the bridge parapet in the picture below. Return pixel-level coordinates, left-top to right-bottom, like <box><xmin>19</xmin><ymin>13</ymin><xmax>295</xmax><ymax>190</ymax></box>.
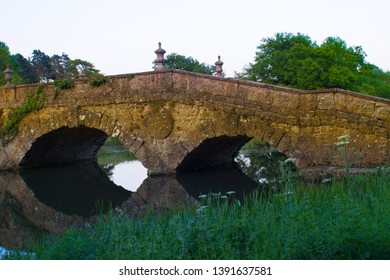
<box><xmin>1</xmin><ymin>70</ymin><xmax>389</xmax><ymax>114</ymax></box>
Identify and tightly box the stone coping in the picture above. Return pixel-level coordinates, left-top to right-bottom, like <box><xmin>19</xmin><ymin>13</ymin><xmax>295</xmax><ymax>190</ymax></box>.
<box><xmin>1</xmin><ymin>69</ymin><xmax>389</xmax><ymax>104</ymax></box>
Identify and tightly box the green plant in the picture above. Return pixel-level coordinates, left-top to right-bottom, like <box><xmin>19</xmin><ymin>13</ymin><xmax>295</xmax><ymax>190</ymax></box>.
<box><xmin>53</xmin><ymin>79</ymin><xmax>75</xmax><ymax>90</ymax></box>
<box><xmin>335</xmin><ymin>134</ymin><xmax>352</xmax><ymax>176</ymax></box>
<box><xmin>89</xmin><ymin>75</ymin><xmax>108</xmax><ymax>87</ymax></box>
<box><xmin>53</xmin><ymin>89</ymin><xmax>59</xmax><ymax>100</ymax></box>
<box><xmin>52</xmin><ymin>79</ymin><xmax>75</xmax><ymax>100</ymax></box>
<box><xmin>278</xmin><ymin>157</ymin><xmax>299</xmax><ymax>186</ymax></box>
<box><xmin>5</xmin><ymin>169</ymin><xmax>389</xmax><ymax>260</ymax></box>
<box><xmin>0</xmin><ymin>85</ymin><xmax>45</xmax><ymax>142</ymax></box>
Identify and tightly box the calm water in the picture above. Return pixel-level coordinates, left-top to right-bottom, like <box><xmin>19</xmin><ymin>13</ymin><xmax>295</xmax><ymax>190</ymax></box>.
<box><xmin>96</xmin><ymin>138</ymin><xmax>293</xmax><ymax>193</ymax></box>
<box><xmin>0</xmin><ymin>138</ymin><xmax>293</xmax><ymax>251</ymax></box>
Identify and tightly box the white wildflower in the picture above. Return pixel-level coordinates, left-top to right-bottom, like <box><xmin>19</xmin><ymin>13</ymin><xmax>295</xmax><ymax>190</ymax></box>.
<box><xmin>284</xmin><ymin>158</ymin><xmax>296</xmax><ymax>163</ymax></box>
<box><xmin>259</xmin><ymin>178</ymin><xmax>268</xmax><ymax>184</ymax></box>
<box><xmin>321</xmin><ymin>178</ymin><xmax>332</xmax><ymax>183</ymax></box>
<box><xmin>196</xmin><ymin>206</ymin><xmax>208</xmax><ymax>212</ymax></box>
<box><xmin>335</xmin><ymin>141</ymin><xmax>349</xmax><ymax>146</ymax></box>
<box><xmin>337</xmin><ymin>135</ymin><xmax>351</xmax><ymax>141</ymax></box>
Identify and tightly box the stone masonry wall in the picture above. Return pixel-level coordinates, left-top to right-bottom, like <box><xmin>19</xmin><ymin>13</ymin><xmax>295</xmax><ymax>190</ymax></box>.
<box><xmin>0</xmin><ymin>70</ymin><xmax>389</xmax><ymax>174</ymax></box>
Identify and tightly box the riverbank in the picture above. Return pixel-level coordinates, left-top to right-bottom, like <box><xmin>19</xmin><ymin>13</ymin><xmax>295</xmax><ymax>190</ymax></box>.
<box><xmin>4</xmin><ymin>169</ymin><xmax>390</xmax><ymax>260</ymax></box>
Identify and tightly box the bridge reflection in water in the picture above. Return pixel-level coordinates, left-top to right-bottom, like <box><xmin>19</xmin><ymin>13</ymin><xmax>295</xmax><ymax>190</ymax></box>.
<box><xmin>0</xmin><ymin>139</ymin><xmax>292</xmax><ymax>250</ymax></box>
<box><xmin>18</xmin><ymin>161</ymin><xmax>261</xmax><ymax>217</ymax></box>
<box><xmin>20</xmin><ymin>162</ymin><xmax>133</xmax><ymax>217</ymax></box>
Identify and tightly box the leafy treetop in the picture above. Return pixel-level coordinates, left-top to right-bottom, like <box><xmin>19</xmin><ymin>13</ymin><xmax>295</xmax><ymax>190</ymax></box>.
<box><xmin>239</xmin><ymin>33</ymin><xmax>390</xmax><ymax>99</ymax></box>
<box><xmin>154</xmin><ymin>53</ymin><xmax>216</xmax><ymax>75</ymax></box>
<box><xmin>0</xmin><ymin>41</ymin><xmax>100</xmax><ymax>86</ymax></box>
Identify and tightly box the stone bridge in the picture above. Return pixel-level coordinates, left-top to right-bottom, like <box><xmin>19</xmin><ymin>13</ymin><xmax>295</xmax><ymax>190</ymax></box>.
<box><xmin>1</xmin><ymin>70</ymin><xmax>389</xmax><ymax>176</ymax></box>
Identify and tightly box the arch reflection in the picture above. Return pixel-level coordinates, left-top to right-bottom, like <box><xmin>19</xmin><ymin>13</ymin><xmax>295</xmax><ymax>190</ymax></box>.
<box><xmin>19</xmin><ymin>162</ymin><xmax>132</xmax><ymax>217</ymax></box>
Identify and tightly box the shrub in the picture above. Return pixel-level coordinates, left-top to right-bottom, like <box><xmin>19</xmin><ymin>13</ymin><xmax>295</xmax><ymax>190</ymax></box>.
<box><xmin>0</xmin><ymin>85</ymin><xmax>45</xmax><ymax>142</ymax></box>
<box><xmin>89</xmin><ymin>75</ymin><xmax>108</xmax><ymax>87</ymax></box>
<box><xmin>53</xmin><ymin>79</ymin><xmax>75</xmax><ymax>90</ymax></box>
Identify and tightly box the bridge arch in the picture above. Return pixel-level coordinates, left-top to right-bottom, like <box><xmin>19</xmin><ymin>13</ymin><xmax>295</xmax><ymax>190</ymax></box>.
<box><xmin>174</xmin><ymin>127</ymin><xmax>300</xmax><ymax>174</ymax></box>
<box><xmin>7</xmin><ymin>106</ymin><xmax>154</xmax><ymax>171</ymax></box>
<box><xmin>177</xmin><ymin>135</ymin><xmax>251</xmax><ymax>172</ymax></box>
<box><xmin>20</xmin><ymin>126</ymin><xmax>107</xmax><ymax>168</ymax></box>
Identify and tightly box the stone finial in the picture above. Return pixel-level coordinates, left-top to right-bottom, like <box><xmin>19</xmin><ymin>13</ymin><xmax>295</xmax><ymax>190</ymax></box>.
<box><xmin>3</xmin><ymin>65</ymin><xmax>13</xmax><ymax>86</ymax></box>
<box><xmin>154</xmin><ymin>42</ymin><xmax>166</xmax><ymax>71</ymax></box>
<box><xmin>215</xmin><ymin>56</ymin><xmax>224</xmax><ymax>77</ymax></box>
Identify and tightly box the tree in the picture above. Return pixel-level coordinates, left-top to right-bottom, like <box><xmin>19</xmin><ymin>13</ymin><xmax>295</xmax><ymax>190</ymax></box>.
<box><xmin>66</xmin><ymin>59</ymin><xmax>99</xmax><ymax>78</ymax></box>
<box><xmin>11</xmin><ymin>53</ymin><xmax>39</xmax><ymax>84</ymax></box>
<box><xmin>355</xmin><ymin>64</ymin><xmax>390</xmax><ymax>98</ymax></box>
<box><xmin>31</xmin><ymin>50</ymin><xmax>52</xmax><ymax>82</ymax></box>
<box><xmin>155</xmin><ymin>53</ymin><xmax>216</xmax><ymax>75</ymax></box>
<box><xmin>1</xmin><ymin>41</ymin><xmax>102</xmax><ymax>85</ymax></box>
<box><xmin>0</xmin><ymin>41</ymin><xmax>11</xmax><ymax>86</ymax></box>
<box><xmin>314</xmin><ymin>37</ymin><xmax>366</xmax><ymax>89</ymax></box>
<box><xmin>30</xmin><ymin>51</ymin><xmax>99</xmax><ymax>81</ymax></box>
<box><xmin>1</xmin><ymin>42</ymin><xmax>38</xmax><ymax>85</ymax></box>
<box><xmin>239</xmin><ymin>33</ymin><xmax>376</xmax><ymax>93</ymax></box>
<box><xmin>241</xmin><ymin>33</ymin><xmax>316</xmax><ymax>86</ymax></box>
<box><xmin>50</xmin><ymin>53</ymin><xmax>71</xmax><ymax>80</ymax></box>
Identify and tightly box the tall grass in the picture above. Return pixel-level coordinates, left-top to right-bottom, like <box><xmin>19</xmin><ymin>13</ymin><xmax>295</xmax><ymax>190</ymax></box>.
<box><xmin>6</xmin><ymin>170</ymin><xmax>390</xmax><ymax>260</ymax></box>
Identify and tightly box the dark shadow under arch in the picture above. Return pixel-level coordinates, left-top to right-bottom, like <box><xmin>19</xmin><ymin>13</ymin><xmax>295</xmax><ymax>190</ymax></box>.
<box><xmin>19</xmin><ymin>161</ymin><xmax>132</xmax><ymax>217</ymax></box>
<box><xmin>177</xmin><ymin>135</ymin><xmax>251</xmax><ymax>173</ymax></box>
<box><xmin>20</xmin><ymin>125</ymin><xmax>107</xmax><ymax>168</ymax></box>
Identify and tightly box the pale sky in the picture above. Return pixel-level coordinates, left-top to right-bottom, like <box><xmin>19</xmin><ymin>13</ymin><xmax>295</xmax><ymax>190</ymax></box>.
<box><xmin>1</xmin><ymin>0</ymin><xmax>389</xmax><ymax>77</ymax></box>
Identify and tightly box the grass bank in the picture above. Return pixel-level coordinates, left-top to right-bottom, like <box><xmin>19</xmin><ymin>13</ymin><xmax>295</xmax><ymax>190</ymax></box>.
<box><xmin>6</xmin><ymin>170</ymin><xmax>390</xmax><ymax>260</ymax></box>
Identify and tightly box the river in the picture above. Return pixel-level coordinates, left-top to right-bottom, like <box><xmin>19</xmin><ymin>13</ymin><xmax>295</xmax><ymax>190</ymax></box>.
<box><xmin>0</xmin><ymin>138</ymin><xmax>294</xmax><ymax>252</ymax></box>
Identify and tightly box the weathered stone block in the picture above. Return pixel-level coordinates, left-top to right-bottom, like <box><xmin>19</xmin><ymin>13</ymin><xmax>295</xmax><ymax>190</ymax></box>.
<box><xmin>317</xmin><ymin>93</ymin><xmax>335</xmax><ymax>110</ymax></box>
<box><xmin>299</xmin><ymin>93</ymin><xmax>317</xmax><ymax>111</ymax></box>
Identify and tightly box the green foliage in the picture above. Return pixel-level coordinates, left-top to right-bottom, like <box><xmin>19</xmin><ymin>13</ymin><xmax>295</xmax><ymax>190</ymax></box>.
<box><xmin>7</xmin><ymin>170</ymin><xmax>390</xmax><ymax>260</ymax></box>
<box><xmin>67</xmin><ymin>59</ymin><xmax>100</xmax><ymax>79</ymax></box>
<box><xmin>52</xmin><ymin>79</ymin><xmax>74</xmax><ymax>99</ymax></box>
<box><xmin>97</xmin><ymin>137</ymin><xmax>138</xmax><ymax>168</ymax></box>
<box><xmin>355</xmin><ymin>65</ymin><xmax>390</xmax><ymax>99</ymax></box>
<box><xmin>31</xmin><ymin>50</ymin><xmax>52</xmax><ymax>82</ymax></box>
<box><xmin>0</xmin><ymin>41</ymin><xmax>11</xmax><ymax>86</ymax></box>
<box><xmin>53</xmin><ymin>79</ymin><xmax>75</xmax><ymax>90</ymax></box>
<box><xmin>11</xmin><ymin>54</ymin><xmax>39</xmax><ymax>84</ymax></box>
<box><xmin>126</xmin><ymin>74</ymin><xmax>135</xmax><ymax>80</ymax></box>
<box><xmin>1</xmin><ymin>42</ymin><xmax>39</xmax><ymax>85</ymax></box>
<box><xmin>49</xmin><ymin>53</ymin><xmax>70</xmax><ymax>80</ymax></box>
<box><xmin>240</xmin><ymin>33</ymin><xmax>389</xmax><ymax>99</ymax></box>
<box><xmin>239</xmin><ymin>33</ymin><xmax>315</xmax><ymax>85</ymax></box>
<box><xmin>334</xmin><ymin>135</ymin><xmax>352</xmax><ymax>176</ymax></box>
<box><xmin>236</xmin><ymin>139</ymin><xmax>298</xmax><ymax>189</ymax></box>
<box><xmin>156</xmin><ymin>53</ymin><xmax>216</xmax><ymax>75</ymax></box>
<box><xmin>1</xmin><ymin>41</ymin><xmax>101</xmax><ymax>85</ymax></box>
<box><xmin>0</xmin><ymin>85</ymin><xmax>46</xmax><ymax>142</ymax></box>
<box><xmin>89</xmin><ymin>74</ymin><xmax>108</xmax><ymax>87</ymax></box>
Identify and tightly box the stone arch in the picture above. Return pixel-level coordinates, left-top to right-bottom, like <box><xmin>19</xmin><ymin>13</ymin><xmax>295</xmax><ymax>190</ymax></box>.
<box><xmin>19</xmin><ymin>125</ymin><xmax>108</xmax><ymax>168</ymax></box>
<box><xmin>9</xmin><ymin>107</ymin><xmax>150</xmax><ymax>170</ymax></box>
<box><xmin>177</xmin><ymin>135</ymin><xmax>251</xmax><ymax>172</ymax></box>
<box><xmin>174</xmin><ymin>109</ymin><xmax>307</xmax><ymax>174</ymax></box>
<box><xmin>244</xmin><ymin>119</ymin><xmax>309</xmax><ymax>169</ymax></box>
